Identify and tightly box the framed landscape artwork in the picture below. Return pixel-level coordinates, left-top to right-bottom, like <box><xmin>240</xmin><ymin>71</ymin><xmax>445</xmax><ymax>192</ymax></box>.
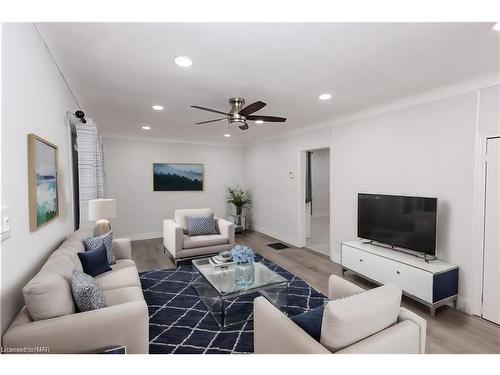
<box><xmin>153</xmin><ymin>163</ymin><xmax>204</xmax><ymax>191</ymax></box>
<box><xmin>28</xmin><ymin>134</ymin><xmax>59</xmax><ymax>231</ymax></box>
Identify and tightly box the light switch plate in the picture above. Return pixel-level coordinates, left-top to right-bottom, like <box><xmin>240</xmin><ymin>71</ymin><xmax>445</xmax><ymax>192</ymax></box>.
<box><xmin>1</xmin><ymin>206</ymin><xmax>10</xmax><ymax>241</ymax></box>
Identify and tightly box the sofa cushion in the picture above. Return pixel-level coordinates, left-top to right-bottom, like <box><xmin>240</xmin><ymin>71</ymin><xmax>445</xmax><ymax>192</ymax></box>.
<box><xmin>78</xmin><ymin>245</ymin><xmax>112</xmax><ymax>277</ymax></box>
<box><xmin>23</xmin><ymin>272</ymin><xmax>75</xmax><ymax>321</ymax></box>
<box><xmin>103</xmin><ymin>286</ymin><xmax>144</xmax><ymax>306</ymax></box>
<box><xmin>59</xmin><ymin>228</ymin><xmax>88</xmax><ymax>252</ymax></box>
<box><xmin>183</xmin><ymin>234</ymin><xmax>229</xmax><ymax>249</ymax></box>
<box><xmin>71</xmin><ymin>269</ymin><xmax>107</xmax><ymax>312</ymax></box>
<box><xmin>110</xmin><ymin>259</ymin><xmax>136</xmax><ymax>271</ymax></box>
<box><xmin>83</xmin><ymin>230</ymin><xmax>116</xmax><ymax>265</ymax></box>
<box><xmin>291</xmin><ymin>305</ymin><xmax>325</xmax><ymax>342</ymax></box>
<box><xmin>320</xmin><ymin>284</ymin><xmax>402</xmax><ymax>352</ymax></box>
<box><xmin>95</xmin><ymin>265</ymin><xmax>141</xmax><ymax>290</ymax></box>
<box><xmin>186</xmin><ymin>214</ymin><xmax>218</xmax><ymax>236</ymax></box>
<box><xmin>50</xmin><ymin>246</ymin><xmax>82</xmax><ymax>269</ymax></box>
<box><xmin>175</xmin><ymin>208</ymin><xmax>213</xmax><ymax>231</ymax></box>
<box><xmin>40</xmin><ymin>253</ymin><xmax>81</xmax><ymax>282</ymax></box>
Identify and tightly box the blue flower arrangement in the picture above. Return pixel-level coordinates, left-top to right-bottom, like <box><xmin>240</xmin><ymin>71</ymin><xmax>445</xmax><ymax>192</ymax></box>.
<box><xmin>231</xmin><ymin>245</ymin><xmax>255</xmax><ymax>264</ymax></box>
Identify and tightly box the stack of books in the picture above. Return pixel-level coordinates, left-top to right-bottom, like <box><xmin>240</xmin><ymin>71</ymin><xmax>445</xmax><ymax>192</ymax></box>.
<box><xmin>209</xmin><ymin>254</ymin><xmax>235</xmax><ymax>268</ymax></box>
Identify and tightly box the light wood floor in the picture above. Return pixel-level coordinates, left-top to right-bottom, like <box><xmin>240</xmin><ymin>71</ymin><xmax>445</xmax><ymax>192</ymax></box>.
<box><xmin>132</xmin><ymin>231</ymin><xmax>500</xmax><ymax>354</ymax></box>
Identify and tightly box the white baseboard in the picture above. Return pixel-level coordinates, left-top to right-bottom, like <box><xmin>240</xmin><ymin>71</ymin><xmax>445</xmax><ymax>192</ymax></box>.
<box><xmin>251</xmin><ymin>225</ymin><xmax>302</xmax><ymax>248</ymax></box>
<box><xmin>127</xmin><ymin>232</ymin><xmax>162</xmax><ymax>241</ymax></box>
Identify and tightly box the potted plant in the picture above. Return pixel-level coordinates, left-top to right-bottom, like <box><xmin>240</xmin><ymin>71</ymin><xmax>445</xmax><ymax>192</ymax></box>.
<box><xmin>227</xmin><ymin>187</ymin><xmax>252</xmax><ymax>215</ymax></box>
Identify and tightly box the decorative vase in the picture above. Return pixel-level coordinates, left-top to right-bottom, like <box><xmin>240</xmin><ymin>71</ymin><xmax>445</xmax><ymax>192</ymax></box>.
<box><xmin>234</xmin><ymin>261</ymin><xmax>255</xmax><ymax>287</ymax></box>
<box><xmin>236</xmin><ymin>206</ymin><xmax>243</xmax><ymax>215</ymax></box>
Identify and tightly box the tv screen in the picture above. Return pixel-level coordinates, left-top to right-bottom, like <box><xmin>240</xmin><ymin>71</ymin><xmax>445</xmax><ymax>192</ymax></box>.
<box><xmin>358</xmin><ymin>193</ymin><xmax>437</xmax><ymax>255</ymax></box>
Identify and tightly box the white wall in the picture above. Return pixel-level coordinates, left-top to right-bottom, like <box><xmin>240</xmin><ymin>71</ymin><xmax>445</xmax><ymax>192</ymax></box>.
<box><xmin>311</xmin><ymin>148</ymin><xmax>330</xmax><ymax>217</ymax></box>
<box><xmin>244</xmin><ymin>127</ymin><xmax>332</xmax><ymax>246</ymax></box>
<box><xmin>1</xmin><ymin>24</ymin><xmax>77</xmax><ymax>335</ymax></box>
<box><xmin>331</xmin><ymin>92</ymin><xmax>482</xmax><ymax>313</ymax></box>
<box><xmin>103</xmin><ymin>137</ymin><xmax>246</xmax><ymax>239</ymax></box>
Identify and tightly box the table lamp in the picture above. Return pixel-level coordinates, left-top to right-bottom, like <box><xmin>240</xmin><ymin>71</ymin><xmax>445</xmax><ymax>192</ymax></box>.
<box><xmin>88</xmin><ymin>198</ymin><xmax>116</xmax><ymax>236</ymax></box>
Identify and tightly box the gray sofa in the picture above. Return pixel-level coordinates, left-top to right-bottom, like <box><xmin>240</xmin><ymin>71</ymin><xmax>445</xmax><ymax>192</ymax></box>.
<box><xmin>2</xmin><ymin>229</ymin><xmax>149</xmax><ymax>354</ymax></box>
<box><xmin>163</xmin><ymin>208</ymin><xmax>235</xmax><ymax>266</ymax></box>
<box><xmin>254</xmin><ymin>275</ymin><xmax>427</xmax><ymax>354</ymax></box>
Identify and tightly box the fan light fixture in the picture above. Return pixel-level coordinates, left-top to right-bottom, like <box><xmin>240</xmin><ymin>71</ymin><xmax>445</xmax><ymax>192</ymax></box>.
<box><xmin>319</xmin><ymin>93</ymin><xmax>332</xmax><ymax>101</ymax></box>
<box><xmin>224</xmin><ymin>134</ymin><xmax>231</xmax><ymax>138</ymax></box>
<box><xmin>152</xmin><ymin>105</ymin><xmax>164</xmax><ymax>111</ymax></box>
<box><xmin>255</xmin><ymin>120</ymin><xmax>264</xmax><ymax>124</ymax></box>
<box><xmin>142</xmin><ymin>125</ymin><xmax>152</xmax><ymax>130</ymax></box>
<box><xmin>174</xmin><ymin>56</ymin><xmax>193</xmax><ymax>67</ymax></box>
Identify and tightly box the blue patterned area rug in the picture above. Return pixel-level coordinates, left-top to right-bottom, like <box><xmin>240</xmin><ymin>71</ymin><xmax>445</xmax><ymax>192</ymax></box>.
<box><xmin>139</xmin><ymin>254</ymin><xmax>325</xmax><ymax>354</ymax></box>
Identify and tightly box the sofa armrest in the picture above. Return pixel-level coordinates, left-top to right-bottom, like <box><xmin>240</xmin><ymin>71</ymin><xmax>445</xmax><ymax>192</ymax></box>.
<box><xmin>112</xmin><ymin>238</ymin><xmax>132</xmax><ymax>260</ymax></box>
<box><xmin>398</xmin><ymin>307</ymin><xmax>427</xmax><ymax>354</ymax></box>
<box><xmin>217</xmin><ymin>218</ymin><xmax>235</xmax><ymax>244</ymax></box>
<box><xmin>2</xmin><ymin>301</ymin><xmax>149</xmax><ymax>354</ymax></box>
<box><xmin>254</xmin><ymin>296</ymin><xmax>330</xmax><ymax>354</ymax></box>
<box><xmin>163</xmin><ymin>219</ymin><xmax>183</xmax><ymax>257</ymax></box>
<box><xmin>328</xmin><ymin>274</ymin><xmax>365</xmax><ymax>300</ymax></box>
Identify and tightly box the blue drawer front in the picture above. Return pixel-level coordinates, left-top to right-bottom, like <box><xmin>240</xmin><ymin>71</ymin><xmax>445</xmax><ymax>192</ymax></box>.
<box><xmin>433</xmin><ymin>268</ymin><xmax>459</xmax><ymax>303</ymax></box>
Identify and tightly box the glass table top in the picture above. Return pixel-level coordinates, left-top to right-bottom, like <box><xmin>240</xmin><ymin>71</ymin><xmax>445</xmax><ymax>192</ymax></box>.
<box><xmin>192</xmin><ymin>258</ymin><xmax>287</xmax><ymax>297</ymax></box>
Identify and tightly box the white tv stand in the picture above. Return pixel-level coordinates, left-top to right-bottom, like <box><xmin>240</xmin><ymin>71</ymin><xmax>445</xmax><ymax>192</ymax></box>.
<box><xmin>341</xmin><ymin>240</ymin><xmax>459</xmax><ymax>316</ymax></box>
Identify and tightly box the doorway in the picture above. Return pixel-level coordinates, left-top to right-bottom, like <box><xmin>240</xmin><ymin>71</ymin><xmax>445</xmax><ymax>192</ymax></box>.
<box><xmin>481</xmin><ymin>137</ymin><xmax>500</xmax><ymax>325</ymax></box>
<box><xmin>304</xmin><ymin>148</ymin><xmax>330</xmax><ymax>256</ymax></box>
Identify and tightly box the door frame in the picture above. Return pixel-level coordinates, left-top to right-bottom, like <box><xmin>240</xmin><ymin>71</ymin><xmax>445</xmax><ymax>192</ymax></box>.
<box><xmin>471</xmin><ymin>131</ymin><xmax>500</xmax><ymax>317</ymax></box>
<box><xmin>297</xmin><ymin>146</ymin><xmax>331</xmax><ymax>251</ymax></box>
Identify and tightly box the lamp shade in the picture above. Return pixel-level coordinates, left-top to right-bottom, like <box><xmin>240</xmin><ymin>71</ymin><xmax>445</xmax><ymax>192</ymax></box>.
<box><xmin>88</xmin><ymin>199</ymin><xmax>116</xmax><ymax>220</ymax></box>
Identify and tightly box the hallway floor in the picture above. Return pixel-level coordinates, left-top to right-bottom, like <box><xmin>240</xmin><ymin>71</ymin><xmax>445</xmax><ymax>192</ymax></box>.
<box><xmin>306</xmin><ymin>215</ymin><xmax>330</xmax><ymax>256</ymax></box>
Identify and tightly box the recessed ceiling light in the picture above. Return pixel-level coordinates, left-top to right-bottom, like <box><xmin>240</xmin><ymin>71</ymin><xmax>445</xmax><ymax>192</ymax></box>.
<box><xmin>152</xmin><ymin>105</ymin><xmax>164</xmax><ymax>111</ymax></box>
<box><xmin>174</xmin><ymin>56</ymin><xmax>193</xmax><ymax>67</ymax></box>
<box><xmin>142</xmin><ymin>125</ymin><xmax>152</xmax><ymax>130</ymax></box>
<box><xmin>255</xmin><ymin>120</ymin><xmax>264</xmax><ymax>125</ymax></box>
<box><xmin>223</xmin><ymin>133</ymin><xmax>231</xmax><ymax>138</ymax></box>
<box><xmin>319</xmin><ymin>93</ymin><xmax>332</xmax><ymax>101</ymax></box>
<box><xmin>493</xmin><ymin>22</ymin><xmax>500</xmax><ymax>31</ymax></box>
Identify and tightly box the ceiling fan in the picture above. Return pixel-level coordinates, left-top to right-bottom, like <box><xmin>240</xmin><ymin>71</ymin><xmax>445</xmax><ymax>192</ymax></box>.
<box><xmin>191</xmin><ymin>97</ymin><xmax>287</xmax><ymax>130</ymax></box>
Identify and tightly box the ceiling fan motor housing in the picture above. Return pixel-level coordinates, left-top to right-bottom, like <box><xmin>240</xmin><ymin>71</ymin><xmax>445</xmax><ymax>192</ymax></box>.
<box><xmin>228</xmin><ymin>97</ymin><xmax>247</xmax><ymax>125</ymax></box>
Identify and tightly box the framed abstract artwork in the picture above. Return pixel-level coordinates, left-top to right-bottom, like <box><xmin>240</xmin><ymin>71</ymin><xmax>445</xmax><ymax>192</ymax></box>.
<box><xmin>28</xmin><ymin>134</ymin><xmax>59</xmax><ymax>231</ymax></box>
<box><xmin>153</xmin><ymin>163</ymin><xmax>204</xmax><ymax>191</ymax></box>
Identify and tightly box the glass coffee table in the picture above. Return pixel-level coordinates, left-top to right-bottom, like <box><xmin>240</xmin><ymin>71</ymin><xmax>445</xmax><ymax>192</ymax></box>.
<box><xmin>191</xmin><ymin>258</ymin><xmax>288</xmax><ymax>330</ymax></box>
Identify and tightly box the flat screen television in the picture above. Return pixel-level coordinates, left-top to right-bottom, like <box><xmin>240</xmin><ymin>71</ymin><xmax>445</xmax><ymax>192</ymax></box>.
<box><xmin>358</xmin><ymin>193</ymin><xmax>437</xmax><ymax>255</ymax></box>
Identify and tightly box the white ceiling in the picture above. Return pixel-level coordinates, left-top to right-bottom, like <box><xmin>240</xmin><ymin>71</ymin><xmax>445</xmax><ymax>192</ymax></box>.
<box><xmin>37</xmin><ymin>23</ymin><xmax>499</xmax><ymax>145</ymax></box>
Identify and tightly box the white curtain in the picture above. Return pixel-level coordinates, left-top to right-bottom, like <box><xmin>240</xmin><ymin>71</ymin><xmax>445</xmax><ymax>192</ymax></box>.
<box><xmin>75</xmin><ymin>118</ymin><xmax>106</xmax><ymax>225</ymax></box>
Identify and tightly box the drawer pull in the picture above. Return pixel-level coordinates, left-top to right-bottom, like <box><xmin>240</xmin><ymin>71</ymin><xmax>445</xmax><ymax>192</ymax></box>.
<box><xmin>396</xmin><ymin>270</ymin><xmax>400</xmax><ymax>275</ymax></box>
<box><xmin>359</xmin><ymin>259</ymin><xmax>363</xmax><ymax>262</ymax></box>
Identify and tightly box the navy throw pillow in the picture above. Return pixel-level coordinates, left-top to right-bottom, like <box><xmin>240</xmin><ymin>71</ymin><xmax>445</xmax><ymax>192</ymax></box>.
<box><xmin>83</xmin><ymin>231</ymin><xmax>116</xmax><ymax>265</ymax></box>
<box><xmin>290</xmin><ymin>305</ymin><xmax>325</xmax><ymax>342</ymax></box>
<box><xmin>78</xmin><ymin>244</ymin><xmax>112</xmax><ymax>277</ymax></box>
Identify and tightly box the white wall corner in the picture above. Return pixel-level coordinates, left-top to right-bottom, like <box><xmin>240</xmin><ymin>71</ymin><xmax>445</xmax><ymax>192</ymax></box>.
<box><xmin>456</xmin><ymin>297</ymin><xmax>471</xmax><ymax>315</ymax></box>
<box><xmin>330</xmin><ymin>252</ymin><xmax>341</xmax><ymax>264</ymax></box>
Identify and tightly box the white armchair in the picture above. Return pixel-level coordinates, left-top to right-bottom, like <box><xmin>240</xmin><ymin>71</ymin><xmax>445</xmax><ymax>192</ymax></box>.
<box><xmin>163</xmin><ymin>208</ymin><xmax>235</xmax><ymax>265</ymax></box>
<box><xmin>254</xmin><ymin>275</ymin><xmax>427</xmax><ymax>354</ymax></box>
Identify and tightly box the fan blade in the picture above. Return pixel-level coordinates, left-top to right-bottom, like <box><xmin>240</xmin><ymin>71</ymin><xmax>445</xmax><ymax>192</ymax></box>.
<box><xmin>239</xmin><ymin>123</ymin><xmax>249</xmax><ymax>130</ymax></box>
<box><xmin>246</xmin><ymin>115</ymin><xmax>287</xmax><ymax>122</ymax></box>
<box><xmin>238</xmin><ymin>101</ymin><xmax>267</xmax><ymax>116</ymax></box>
<box><xmin>195</xmin><ymin>118</ymin><xmax>226</xmax><ymax>125</ymax></box>
<box><xmin>191</xmin><ymin>105</ymin><xmax>230</xmax><ymax>116</ymax></box>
